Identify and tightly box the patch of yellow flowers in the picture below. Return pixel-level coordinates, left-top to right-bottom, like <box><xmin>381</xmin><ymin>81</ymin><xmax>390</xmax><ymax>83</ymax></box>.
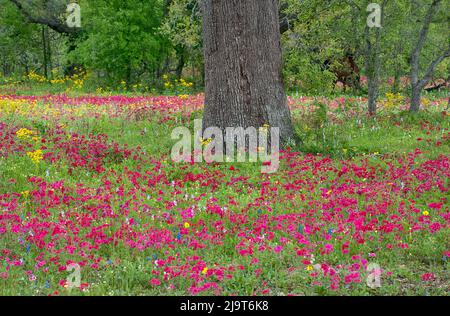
<box><xmin>383</xmin><ymin>92</ymin><xmax>404</xmax><ymax>109</ymax></box>
<box><xmin>383</xmin><ymin>92</ymin><xmax>431</xmax><ymax>109</ymax></box>
<box><xmin>177</xmin><ymin>78</ymin><xmax>194</xmax><ymax>88</ymax></box>
<box><xmin>27</xmin><ymin>71</ymin><xmax>47</xmax><ymax>83</ymax></box>
<box><xmin>26</xmin><ymin>149</ymin><xmax>44</xmax><ymax>164</ymax></box>
<box><xmin>1</xmin><ymin>97</ymin><xmax>113</xmax><ymax>120</ymax></box>
<box><xmin>28</xmin><ymin>69</ymin><xmax>88</xmax><ymax>91</ymax></box>
<box><xmin>162</xmin><ymin>74</ymin><xmax>194</xmax><ymax>91</ymax></box>
<box><xmin>0</xmin><ymin>98</ymin><xmax>40</xmax><ymax>116</ymax></box>
<box><xmin>16</xmin><ymin>128</ymin><xmax>35</xmax><ymax>139</ymax></box>
<box><xmin>0</xmin><ymin>98</ymin><xmax>24</xmax><ymax>114</ymax></box>
<box><xmin>16</xmin><ymin>128</ymin><xmax>41</xmax><ymax>143</ymax></box>
<box><xmin>421</xmin><ymin>97</ymin><xmax>431</xmax><ymax>107</ymax></box>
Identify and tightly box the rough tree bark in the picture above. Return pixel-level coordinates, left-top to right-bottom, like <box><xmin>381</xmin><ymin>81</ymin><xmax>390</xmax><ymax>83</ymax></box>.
<box><xmin>202</xmin><ymin>0</ymin><xmax>294</xmax><ymax>144</ymax></box>
<box><xmin>410</xmin><ymin>0</ymin><xmax>450</xmax><ymax>112</ymax></box>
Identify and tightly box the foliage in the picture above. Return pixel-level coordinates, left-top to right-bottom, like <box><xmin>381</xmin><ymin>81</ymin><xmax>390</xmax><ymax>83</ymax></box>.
<box><xmin>70</xmin><ymin>0</ymin><xmax>170</xmax><ymax>87</ymax></box>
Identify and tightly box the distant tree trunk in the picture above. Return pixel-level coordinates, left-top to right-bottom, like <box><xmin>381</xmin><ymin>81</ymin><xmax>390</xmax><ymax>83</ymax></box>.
<box><xmin>47</xmin><ymin>29</ymin><xmax>53</xmax><ymax>79</ymax></box>
<box><xmin>410</xmin><ymin>0</ymin><xmax>450</xmax><ymax>112</ymax></box>
<box><xmin>24</xmin><ymin>58</ymin><xmax>30</xmax><ymax>76</ymax></box>
<box><xmin>202</xmin><ymin>0</ymin><xmax>294</xmax><ymax>143</ymax></box>
<box><xmin>174</xmin><ymin>46</ymin><xmax>186</xmax><ymax>79</ymax></box>
<box><xmin>42</xmin><ymin>25</ymin><xmax>48</xmax><ymax>79</ymax></box>
<box><xmin>392</xmin><ymin>64</ymin><xmax>401</xmax><ymax>93</ymax></box>
<box><xmin>126</xmin><ymin>63</ymin><xmax>132</xmax><ymax>89</ymax></box>
<box><xmin>64</xmin><ymin>32</ymin><xmax>85</xmax><ymax>76</ymax></box>
<box><xmin>364</xmin><ymin>0</ymin><xmax>387</xmax><ymax>115</ymax></box>
<box><xmin>392</xmin><ymin>39</ymin><xmax>404</xmax><ymax>93</ymax></box>
<box><xmin>2</xmin><ymin>61</ymin><xmax>7</xmax><ymax>77</ymax></box>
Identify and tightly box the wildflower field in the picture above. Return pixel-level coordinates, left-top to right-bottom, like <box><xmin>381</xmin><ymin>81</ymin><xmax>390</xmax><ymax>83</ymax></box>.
<box><xmin>0</xmin><ymin>91</ymin><xmax>449</xmax><ymax>296</ymax></box>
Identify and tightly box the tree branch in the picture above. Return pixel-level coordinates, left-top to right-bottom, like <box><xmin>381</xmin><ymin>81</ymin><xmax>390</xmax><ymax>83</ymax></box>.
<box><xmin>418</xmin><ymin>44</ymin><xmax>450</xmax><ymax>88</ymax></box>
<box><xmin>411</xmin><ymin>0</ymin><xmax>442</xmax><ymax>85</ymax></box>
<box><xmin>9</xmin><ymin>0</ymin><xmax>80</xmax><ymax>34</ymax></box>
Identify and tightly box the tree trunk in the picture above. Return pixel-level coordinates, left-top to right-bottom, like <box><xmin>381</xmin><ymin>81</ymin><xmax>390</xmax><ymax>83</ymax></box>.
<box><xmin>42</xmin><ymin>26</ymin><xmax>48</xmax><ymax>79</ymax></box>
<box><xmin>364</xmin><ymin>0</ymin><xmax>387</xmax><ymax>115</ymax></box>
<box><xmin>410</xmin><ymin>85</ymin><xmax>422</xmax><ymax>112</ymax></box>
<box><xmin>368</xmin><ymin>80</ymin><xmax>378</xmax><ymax>114</ymax></box>
<box><xmin>47</xmin><ymin>29</ymin><xmax>53</xmax><ymax>80</ymax></box>
<box><xmin>175</xmin><ymin>46</ymin><xmax>186</xmax><ymax>79</ymax></box>
<box><xmin>64</xmin><ymin>32</ymin><xmax>84</xmax><ymax>77</ymax></box>
<box><xmin>202</xmin><ymin>0</ymin><xmax>294</xmax><ymax>143</ymax></box>
<box><xmin>392</xmin><ymin>66</ymin><xmax>400</xmax><ymax>93</ymax></box>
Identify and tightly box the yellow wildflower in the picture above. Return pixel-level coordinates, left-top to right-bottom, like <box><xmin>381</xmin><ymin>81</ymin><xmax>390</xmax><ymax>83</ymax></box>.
<box><xmin>200</xmin><ymin>138</ymin><xmax>213</xmax><ymax>146</ymax></box>
<box><xmin>16</xmin><ymin>128</ymin><xmax>34</xmax><ymax>139</ymax></box>
<box><xmin>27</xmin><ymin>150</ymin><xmax>44</xmax><ymax>164</ymax></box>
<box><xmin>421</xmin><ymin>98</ymin><xmax>431</xmax><ymax>107</ymax></box>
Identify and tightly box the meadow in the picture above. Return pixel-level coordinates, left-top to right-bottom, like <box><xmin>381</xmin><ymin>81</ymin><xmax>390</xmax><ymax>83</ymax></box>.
<box><xmin>0</xmin><ymin>85</ymin><xmax>449</xmax><ymax>296</ymax></box>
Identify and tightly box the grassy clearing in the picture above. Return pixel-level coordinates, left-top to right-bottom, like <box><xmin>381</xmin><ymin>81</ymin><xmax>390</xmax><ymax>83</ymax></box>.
<box><xmin>0</xmin><ymin>91</ymin><xmax>449</xmax><ymax>296</ymax></box>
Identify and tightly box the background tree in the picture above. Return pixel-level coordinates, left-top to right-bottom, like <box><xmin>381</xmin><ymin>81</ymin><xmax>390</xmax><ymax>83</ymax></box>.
<box><xmin>282</xmin><ymin>0</ymin><xmax>366</xmax><ymax>95</ymax></box>
<box><xmin>1</xmin><ymin>0</ymin><xmax>36</xmax><ymax>76</ymax></box>
<box><xmin>363</xmin><ymin>0</ymin><xmax>388</xmax><ymax>114</ymax></box>
<box><xmin>409</xmin><ymin>0</ymin><xmax>450</xmax><ymax>112</ymax></box>
<box><xmin>160</xmin><ymin>0</ymin><xmax>203</xmax><ymax>80</ymax></box>
<box><xmin>1</xmin><ymin>0</ymin><xmax>448</xmax><ymax>100</ymax></box>
<box><xmin>8</xmin><ymin>0</ymin><xmax>84</xmax><ymax>75</ymax></box>
<box><xmin>71</xmin><ymin>0</ymin><xmax>170</xmax><ymax>87</ymax></box>
<box><xmin>1</xmin><ymin>0</ymin><xmax>66</xmax><ymax>78</ymax></box>
<box><xmin>9</xmin><ymin>0</ymin><xmax>77</xmax><ymax>34</ymax></box>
